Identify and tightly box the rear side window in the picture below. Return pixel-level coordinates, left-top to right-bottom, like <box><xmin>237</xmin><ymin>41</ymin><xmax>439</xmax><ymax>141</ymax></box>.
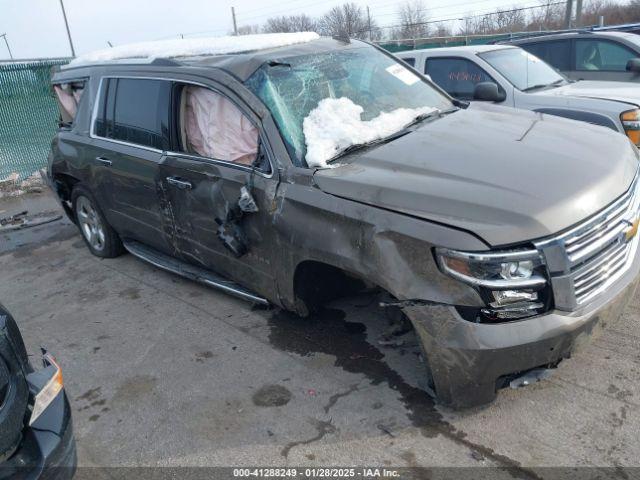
<box><xmin>53</xmin><ymin>81</ymin><xmax>85</xmax><ymax>127</ymax></box>
<box><xmin>402</xmin><ymin>57</ymin><xmax>415</xmax><ymax>67</ymax></box>
<box><xmin>576</xmin><ymin>39</ymin><xmax>637</xmax><ymax>71</ymax></box>
<box><xmin>94</xmin><ymin>78</ymin><xmax>171</xmax><ymax>150</ymax></box>
<box><xmin>521</xmin><ymin>40</ymin><xmax>571</xmax><ymax>71</ymax></box>
<box><xmin>425</xmin><ymin>57</ymin><xmax>496</xmax><ymax>100</ymax></box>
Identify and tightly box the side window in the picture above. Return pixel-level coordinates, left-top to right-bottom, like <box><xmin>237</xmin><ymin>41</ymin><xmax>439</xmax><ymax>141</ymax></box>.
<box><xmin>402</xmin><ymin>57</ymin><xmax>415</xmax><ymax>67</ymax></box>
<box><xmin>426</xmin><ymin>57</ymin><xmax>497</xmax><ymax>100</ymax></box>
<box><xmin>177</xmin><ymin>84</ymin><xmax>260</xmax><ymax>168</ymax></box>
<box><xmin>576</xmin><ymin>39</ymin><xmax>636</xmax><ymax>72</ymax></box>
<box><xmin>521</xmin><ymin>41</ymin><xmax>571</xmax><ymax>71</ymax></box>
<box><xmin>53</xmin><ymin>81</ymin><xmax>85</xmax><ymax>127</ymax></box>
<box><xmin>94</xmin><ymin>78</ymin><xmax>171</xmax><ymax>150</ymax></box>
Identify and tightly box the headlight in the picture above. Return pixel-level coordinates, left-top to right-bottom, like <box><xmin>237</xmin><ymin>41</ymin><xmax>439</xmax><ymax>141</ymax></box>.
<box><xmin>435</xmin><ymin>248</ymin><xmax>551</xmax><ymax>322</ymax></box>
<box><xmin>621</xmin><ymin>109</ymin><xmax>640</xmax><ymax>146</ymax></box>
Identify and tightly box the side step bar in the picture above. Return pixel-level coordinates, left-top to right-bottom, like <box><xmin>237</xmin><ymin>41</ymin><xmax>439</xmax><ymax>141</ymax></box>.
<box><xmin>123</xmin><ymin>240</ymin><xmax>269</xmax><ymax>305</ymax></box>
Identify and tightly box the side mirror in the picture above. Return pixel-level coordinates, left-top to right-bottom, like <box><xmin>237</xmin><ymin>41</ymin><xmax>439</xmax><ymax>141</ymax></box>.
<box><xmin>473</xmin><ymin>82</ymin><xmax>506</xmax><ymax>102</ymax></box>
<box><xmin>626</xmin><ymin>58</ymin><xmax>640</xmax><ymax>73</ymax></box>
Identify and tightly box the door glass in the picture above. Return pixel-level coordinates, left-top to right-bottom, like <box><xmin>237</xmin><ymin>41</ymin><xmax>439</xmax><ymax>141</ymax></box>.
<box><xmin>576</xmin><ymin>39</ymin><xmax>636</xmax><ymax>71</ymax></box>
<box><xmin>402</xmin><ymin>57</ymin><xmax>415</xmax><ymax>67</ymax></box>
<box><xmin>425</xmin><ymin>57</ymin><xmax>496</xmax><ymax>100</ymax></box>
<box><xmin>105</xmin><ymin>78</ymin><xmax>171</xmax><ymax>150</ymax></box>
<box><xmin>521</xmin><ymin>41</ymin><xmax>571</xmax><ymax>71</ymax></box>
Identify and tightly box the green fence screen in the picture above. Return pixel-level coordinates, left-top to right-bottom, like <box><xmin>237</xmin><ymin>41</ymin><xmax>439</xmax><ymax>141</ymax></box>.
<box><xmin>379</xmin><ymin>33</ymin><xmax>515</xmax><ymax>53</ymax></box>
<box><xmin>0</xmin><ymin>58</ymin><xmax>70</xmax><ymax>182</ymax></box>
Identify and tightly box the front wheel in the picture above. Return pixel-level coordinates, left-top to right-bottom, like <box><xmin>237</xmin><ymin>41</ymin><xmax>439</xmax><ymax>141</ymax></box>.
<box><xmin>72</xmin><ymin>185</ymin><xmax>123</xmax><ymax>258</ymax></box>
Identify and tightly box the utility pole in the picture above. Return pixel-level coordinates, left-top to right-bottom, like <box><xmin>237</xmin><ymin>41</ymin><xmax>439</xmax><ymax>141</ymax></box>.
<box><xmin>0</xmin><ymin>33</ymin><xmax>13</xmax><ymax>60</ymax></box>
<box><xmin>231</xmin><ymin>7</ymin><xmax>238</xmax><ymax>36</ymax></box>
<box><xmin>59</xmin><ymin>0</ymin><xmax>76</xmax><ymax>57</ymax></box>
<box><xmin>575</xmin><ymin>0</ymin><xmax>583</xmax><ymax>27</ymax></box>
<box><xmin>367</xmin><ymin>6</ymin><xmax>372</xmax><ymax>41</ymax></box>
<box><xmin>564</xmin><ymin>0</ymin><xmax>574</xmax><ymax>29</ymax></box>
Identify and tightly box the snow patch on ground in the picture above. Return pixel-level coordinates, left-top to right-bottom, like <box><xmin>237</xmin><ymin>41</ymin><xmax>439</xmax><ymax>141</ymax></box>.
<box><xmin>70</xmin><ymin>32</ymin><xmax>320</xmax><ymax>65</ymax></box>
<box><xmin>303</xmin><ymin>97</ymin><xmax>437</xmax><ymax>168</ymax></box>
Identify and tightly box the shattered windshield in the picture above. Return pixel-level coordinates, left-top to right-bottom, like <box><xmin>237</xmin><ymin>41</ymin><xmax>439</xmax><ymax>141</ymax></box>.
<box><xmin>245</xmin><ymin>45</ymin><xmax>453</xmax><ymax>168</ymax></box>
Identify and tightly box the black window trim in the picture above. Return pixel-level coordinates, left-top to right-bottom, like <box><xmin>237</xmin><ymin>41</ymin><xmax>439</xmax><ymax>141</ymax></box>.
<box><xmin>574</xmin><ymin>37</ymin><xmax>638</xmax><ymax>73</ymax></box>
<box><xmin>90</xmin><ymin>75</ymin><xmax>274</xmax><ymax>178</ymax></box>
<box><xmin>425</xmin><ymin>55</ymin><xmax>505</xmax><ymax>99</ymax></box>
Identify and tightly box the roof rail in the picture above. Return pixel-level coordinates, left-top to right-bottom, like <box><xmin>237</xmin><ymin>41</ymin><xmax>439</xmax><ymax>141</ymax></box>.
<box><xmin>60</xmin><ymin>56</ymin><xmax>183</xmax><ymax>70</ymax></box>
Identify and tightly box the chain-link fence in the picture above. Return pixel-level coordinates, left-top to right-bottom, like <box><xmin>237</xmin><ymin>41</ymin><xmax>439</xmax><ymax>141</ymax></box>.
<box><xmin>0</xmin><ymin>58</ymin><xmax>70</xmax><ymax>183</ymax></box>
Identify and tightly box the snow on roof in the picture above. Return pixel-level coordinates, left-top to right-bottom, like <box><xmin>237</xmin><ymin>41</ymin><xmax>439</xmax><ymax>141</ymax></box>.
<box><xmin>69</xmin><ymin>32</ymin><xmax>320</xmax><ymax>66</ymax></box>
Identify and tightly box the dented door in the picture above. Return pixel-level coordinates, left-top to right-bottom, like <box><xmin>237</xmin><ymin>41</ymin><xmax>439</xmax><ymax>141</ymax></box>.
<box><xmin>158</xmin><ymin>153</ymin><xmax>279</xmax><ymax>298</ymax></box>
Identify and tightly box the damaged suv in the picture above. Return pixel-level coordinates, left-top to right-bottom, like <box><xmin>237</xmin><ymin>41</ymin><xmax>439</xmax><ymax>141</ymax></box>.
<box><xmin>48</xmin><ymin>33</ymin><xmax>640</xmax><ymax>408</ymax></box>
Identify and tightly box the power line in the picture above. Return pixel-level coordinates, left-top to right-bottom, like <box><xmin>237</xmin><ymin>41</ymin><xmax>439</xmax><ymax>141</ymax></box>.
<box><xmin>372</xmin><ymin>0</ymin><xmax>540</xmax><ymax>20</ymax></box>
<box><xmin>355</xmin><ymin>1</ymin><xmax>565</xmax><ymax>33</ymax></box>
<box><xmin>237</xmin><ymin>0</ymin><xmax>338</xmax><ymax>23</ymax></box>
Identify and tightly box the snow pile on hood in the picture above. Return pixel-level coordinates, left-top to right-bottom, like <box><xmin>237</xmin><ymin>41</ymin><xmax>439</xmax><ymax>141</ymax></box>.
<box><xmin>70</xmin><ymin>32</ymin><xmax>320</xmax><ymax>65</ymax></box>
<box><xmin>303</xmin><ymin>97</ymin><xmax>437</xmax><ymax>168</ymax></box>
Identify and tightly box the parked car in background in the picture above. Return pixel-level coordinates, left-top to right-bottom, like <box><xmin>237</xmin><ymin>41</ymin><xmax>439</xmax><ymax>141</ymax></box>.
<box><xmin>48</xmin><ymin>34</ymin><xmax>640</xmax><ymax>408</ymax></box>
<box><xmin>503</xmin><ymin>31</ymin><xmax>640</xmax><ymax>83</ymax></box>
<box><xmin>0</xmin><ymin>303</ymin><xmax>76</xmax><ymax>478</ymax></box>
<box><xmin>397</xmin><ymin>45</ymin><xmax>640</xmax><ymax>146</ymax></box>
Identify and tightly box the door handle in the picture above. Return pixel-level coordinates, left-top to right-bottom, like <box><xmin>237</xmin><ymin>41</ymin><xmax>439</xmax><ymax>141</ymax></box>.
<box><xmin>166</xmin><ymin>176</ymin><xmax>193</xmax><ymax>190</ymax></box>
<box><xmin>95</xmin><ymin>156</ymin><xmax>112</xmax><ymax>166</ymax></box>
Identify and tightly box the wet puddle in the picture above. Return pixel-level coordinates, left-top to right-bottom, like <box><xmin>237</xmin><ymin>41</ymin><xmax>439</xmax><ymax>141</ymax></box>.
<box><xmin>267</xmin><ymin>305</ymin><xmax>540</xmax><ymax>478</ymax></box>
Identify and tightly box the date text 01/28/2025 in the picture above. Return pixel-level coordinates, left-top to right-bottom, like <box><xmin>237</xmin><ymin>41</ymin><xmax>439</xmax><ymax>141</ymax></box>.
<box><xmin>232</xmin><ymin>468</ymin><xmax>401</xmax><ymax>478</ymax></box>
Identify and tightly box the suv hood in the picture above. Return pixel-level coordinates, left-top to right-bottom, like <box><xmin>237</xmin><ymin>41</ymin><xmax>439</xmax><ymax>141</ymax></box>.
<box><xmin>313</xmin><ymin>103</ymin><xmax>639</xmax><ymax>247</ymax></box>
<box><xmin>539</xmin><ymin>80</ymin><xmax>640</xmax><ymax>107</ymax></box>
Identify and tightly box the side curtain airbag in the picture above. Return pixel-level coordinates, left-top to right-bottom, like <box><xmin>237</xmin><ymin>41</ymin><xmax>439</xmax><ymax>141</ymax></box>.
<box><xmin>184</xmin><ymin>86</ymin><xmax>258</xmax><ymax>165</ymax></box>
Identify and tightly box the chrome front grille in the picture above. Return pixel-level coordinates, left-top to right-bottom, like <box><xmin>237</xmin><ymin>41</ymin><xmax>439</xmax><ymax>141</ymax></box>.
<box><xmin>535</xmin><ymin>172</ymin><xmax>640</xmax><ymax>311</ymax></box>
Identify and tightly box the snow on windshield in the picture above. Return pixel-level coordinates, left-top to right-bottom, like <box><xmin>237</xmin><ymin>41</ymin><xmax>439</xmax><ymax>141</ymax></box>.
<box><xmin>70</xmin><ymin>32</ymin><xmax>320</xmax><ymax>65</ymax></box>
<box><xmin>303</xmin><ymin>97</ymin><xmax>437</xmax><ymax>168</ymax></box>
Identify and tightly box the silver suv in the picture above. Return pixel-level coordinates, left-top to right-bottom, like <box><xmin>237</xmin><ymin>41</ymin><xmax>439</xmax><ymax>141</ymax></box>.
<box><xmin>398</xmin><ymin>45</ymin><xmax>640</xmax><ymax>146</ymax></box>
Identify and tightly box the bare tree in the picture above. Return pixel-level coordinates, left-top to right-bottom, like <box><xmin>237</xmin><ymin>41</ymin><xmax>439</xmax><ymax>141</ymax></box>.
<box><xmin>396</xmin><ymin>0</ymin><xmax>430</xmax><ymax>39</ymax></box>
<box><xmin>319</xmin><ymin>3</ymin><xmax>380</xmax><ymax>39</ymax></box>
<box><xmin>433</xmin><ymin>23</ymin><xmax>452</xmax><ymax>37</ymax></box>
<box><xmin>237</xmin><ymin>24</ymin><xmax>261</xmax><ymax>35</ymax></box>
<box><xmin>494</xmin><ymin>5</ymin><xmax>526</xmax><ymax>32</ymax></box>
<box><xmin>263</xmin><ymin>14</ymin><xmax>318</xmax><ymax>33</ymax></box>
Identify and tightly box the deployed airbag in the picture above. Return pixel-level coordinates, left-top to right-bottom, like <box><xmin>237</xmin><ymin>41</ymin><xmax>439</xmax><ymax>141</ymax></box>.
<box><xmin>183</xmin><ymin>86</ymin><xmax>258</xmax><ymax>165</ymax></box>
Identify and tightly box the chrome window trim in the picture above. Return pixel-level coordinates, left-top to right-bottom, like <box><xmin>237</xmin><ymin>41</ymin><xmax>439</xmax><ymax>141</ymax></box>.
<box><xmin>89</xmin><ymin>75</ymin><xmax>276</xmax><ymax>178</ymax></box>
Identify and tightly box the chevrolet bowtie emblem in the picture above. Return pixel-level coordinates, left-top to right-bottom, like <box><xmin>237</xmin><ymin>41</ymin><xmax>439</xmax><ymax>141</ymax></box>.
<box><xmin>623</xmin><ymin>218</ymin><xmax>640</xmax><ymax>243</ymax></box>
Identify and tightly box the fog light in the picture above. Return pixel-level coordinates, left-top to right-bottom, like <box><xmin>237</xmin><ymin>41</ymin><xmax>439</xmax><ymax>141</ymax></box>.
<box><xmin>482</xmin><ymin>301</ymin><xmax>545</xmax><ymax>320</ymax></box>
<box><xmin>489</xmin><ymin>290</ymin><xmax>538</xmax><ymax>307</ymax></box>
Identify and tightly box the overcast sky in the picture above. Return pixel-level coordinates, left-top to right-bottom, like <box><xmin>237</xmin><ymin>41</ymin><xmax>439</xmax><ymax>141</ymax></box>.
<box><xmin>0</xmin><ymin>0</ymin><xmax>617</xmax><ymax>60</ymax></box>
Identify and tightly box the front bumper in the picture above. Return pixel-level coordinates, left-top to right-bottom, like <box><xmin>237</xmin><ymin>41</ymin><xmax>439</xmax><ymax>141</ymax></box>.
<box><xmin>1</xmin><ymin>388</ymin><xmax>76</xmax><ymax>479</ymax></box>
<box><xmin>404</xmin><ymin>252</ymin><xmax>640</xmax><ymax>409</ymax></box>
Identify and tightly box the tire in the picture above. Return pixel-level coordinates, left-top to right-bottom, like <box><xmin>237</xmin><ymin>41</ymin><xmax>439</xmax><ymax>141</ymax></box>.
<box><xmin>71</xmin><ymin>185</ymin><xmax>124</xmax><ymax>258</ymax></box>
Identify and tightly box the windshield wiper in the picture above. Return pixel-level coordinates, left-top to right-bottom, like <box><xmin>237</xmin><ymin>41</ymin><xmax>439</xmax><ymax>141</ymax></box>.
<box><xmin>523</xmin><ymin>79</ymin><xmax>564</xmax><ymax>92</ymax></box>
<box><xmin>327</xmin><ymin>129</ymin><xmax>411</xmax><ymax>164</ymax></box>
<box><xmin>404</xmin><ymin>109</ymin><xmax>442</xmax><ymax>128</ymax></box>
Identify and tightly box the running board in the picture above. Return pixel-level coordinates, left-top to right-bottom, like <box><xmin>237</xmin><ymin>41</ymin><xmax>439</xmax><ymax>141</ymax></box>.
<box><xmin>123</xmin><ymin>240</ymin><xmax>269</xmax><ymax>305</ymax></box>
